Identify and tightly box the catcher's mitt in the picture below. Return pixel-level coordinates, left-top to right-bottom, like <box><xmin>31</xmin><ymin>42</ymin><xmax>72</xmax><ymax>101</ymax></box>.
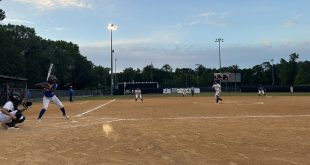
<box><xmin>23</xmin><ymin>101</ymin><xmax>33</xmax><ymax>109</ymax></box>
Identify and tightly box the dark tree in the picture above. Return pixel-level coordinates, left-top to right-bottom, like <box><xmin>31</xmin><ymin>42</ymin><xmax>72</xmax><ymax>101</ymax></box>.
<box><xmin>0</xmin><ymin>0</ymin><xmax>5</xmax><ymax>21</ymax></box>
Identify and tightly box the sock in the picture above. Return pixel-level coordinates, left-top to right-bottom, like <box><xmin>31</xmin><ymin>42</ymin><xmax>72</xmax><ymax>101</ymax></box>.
<box><xmin>38</xmin><ymin>109</ymin><xmax>46</xmax><ymax>119</ymax></box>
<box><xmin>60</xmin><ymin>107</ymin><xmax>66</xmax><ymax>116</ymax></box>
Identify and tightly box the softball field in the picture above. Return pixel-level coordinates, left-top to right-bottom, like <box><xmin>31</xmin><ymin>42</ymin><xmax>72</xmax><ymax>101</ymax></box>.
<box><xmin>1</xmin><ymin>94</ymin><xmax>310</xmax><ymax>165</ymax></box>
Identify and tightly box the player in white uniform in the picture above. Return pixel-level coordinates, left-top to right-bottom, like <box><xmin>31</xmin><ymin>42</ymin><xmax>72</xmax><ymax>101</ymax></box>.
<box><xmin>212</xmin><ymin>81</ymin><xmax>223</xmax><ymax>104</ymax></box>
<box><xmin>258</xmin><ymin>85</ymin><xmax>266</xmax><ymax>96</ymax></box>
<box><xmin>36</xmin><ymin>75</ymin><xmax>69</xmax><ymax>122</ymax></box>
<box><xmin>182</xmin><ymin>88</ymin><xmax>186</xmax><ymax>97</ymax></box>
<box><xmin>0</xmin><ymin>92</ymin><xmax>26</xmax><ymax>129</ymax></box>
<box><xmin>290</xmin><ymin>85</ymin><xmax>294</xmax><ymax>95</ymax></box>
<box><xmin>135</xmin><ymin>87</ymin><xmax>143</xmax><ymax>102</ymax></box>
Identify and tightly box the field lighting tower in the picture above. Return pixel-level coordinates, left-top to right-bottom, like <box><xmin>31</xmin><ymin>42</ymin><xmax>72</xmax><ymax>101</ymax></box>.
<box><xmin>107</xmin><ymin>23</ymin><xmax>118</xmax><ymax>95</ymax></box>
<box><xmin>271</xmin><ymin>59</ymin><xmax>275</xmax><ymax>86</ymax></box>
<box><xmin>115</xmin><ymin>57</ymin><xmax>117</xmax><ymax>86</ymax></box>
<box><xmin>195</xmin><ymin>64</ymin><xmax>200</xmax><ymax>86</ymax></box>
<box><xmin>215</xmin><ymin>38</ymin><xmax>224</xmax><ymax>73</ymax></box>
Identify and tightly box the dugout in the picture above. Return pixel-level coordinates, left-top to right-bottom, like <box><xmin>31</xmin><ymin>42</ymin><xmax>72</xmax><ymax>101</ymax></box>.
<box><xmin>115</xmin><ymin>82</ymin><xmax>161</xmax><ymax>95</ymax></box>
<box><xmin>0</xmin><ymin>75</ymin><xmax>27</xmax><ymax>106</ymax></box>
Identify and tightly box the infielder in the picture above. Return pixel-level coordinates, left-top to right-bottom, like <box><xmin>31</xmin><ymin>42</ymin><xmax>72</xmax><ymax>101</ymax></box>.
<box><xmin>258</xmin><ymin>85</ymin><xmax>266</xmax><ymax>96</ymax></box>
<box><xmin>36</xmin><ymin>75</ymin><xmax>69</xmax><ymax>121</ymax></box>
<box><xmin>182</xmin><ymin>88</ymin><xmax>186</xmax><ymax>97</ymax></box>
<box><xmin>290</xmin><ymin>85</ymin><xmax>294</xmax><ymax>94</ymax></box>
<box><xmin>212</xmin><ymin>81</ymin><xmax>223</xmax><ymax>104</ymax></box>
<box><xmin>135</xmin><ymin>87</ymin><xmax>143</xmax><ymax>102</ymax></box>
<box><xmin>191</xmin><ymin>86</ymin><xmax>195</xmax><ymax>96</ymax></box>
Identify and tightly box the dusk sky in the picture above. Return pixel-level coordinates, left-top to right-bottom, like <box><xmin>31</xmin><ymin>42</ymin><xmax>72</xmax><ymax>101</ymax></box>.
<box><xmin>1</xmin><ymin>0</ymin><xmax>310</xmax><ymax>72</ymax></box>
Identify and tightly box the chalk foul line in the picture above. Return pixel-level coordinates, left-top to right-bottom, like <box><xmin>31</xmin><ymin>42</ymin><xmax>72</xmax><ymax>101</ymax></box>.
<box><xmin>73</xmin><ymin>99</ymin><xmax>116</xmax><ymax>117</ymax></box>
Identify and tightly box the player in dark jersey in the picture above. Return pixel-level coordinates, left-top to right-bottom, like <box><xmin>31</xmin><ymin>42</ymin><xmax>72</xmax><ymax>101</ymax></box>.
<box><xmin>36</xmin><ymin>75</ymin><xmax>69</xmax><ymax>122</ymax></box>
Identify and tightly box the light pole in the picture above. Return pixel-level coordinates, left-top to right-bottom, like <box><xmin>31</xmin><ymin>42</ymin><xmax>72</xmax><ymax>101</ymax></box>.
<box><xmin>215</xmin><ymin>38</ymin><xmax>224</xmax><ymax>73</ymax></box>
<box><xmin>233</xmin><ymin>64</ymin><xmax>237</xmax><ymax>92</ymax></box>
<box><xmin>115</xmin><ymin>57</ymin><xmax>117</xmax><ymax>87</ymax></box>
<box><xmin>271</xmin><ymin>59</ymin><xmax>274</xmax><ymax>86</ymax></box>
<box><xmin>195</xmin><ymin>64</ymin><xmax>200</xmax><ymax>87</ymax></box>
<box><xmin>107</xmin><ymin>23</ymin><xmax>117</xmax><ymax>95</ymax></box>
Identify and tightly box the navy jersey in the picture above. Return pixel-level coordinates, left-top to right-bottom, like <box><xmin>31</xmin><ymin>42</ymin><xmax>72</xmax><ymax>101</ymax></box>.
<box><xmin>44</xmin><ymin>83</ymin><xmax>57</xmax><ymax>97</ymax></box>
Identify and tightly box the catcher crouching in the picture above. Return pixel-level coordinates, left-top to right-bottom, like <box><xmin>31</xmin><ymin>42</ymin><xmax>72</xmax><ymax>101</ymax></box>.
<box><xmin>0</xmin><ymin>92</ymin><xmax>32</xmax><ymax>129</ymax></box>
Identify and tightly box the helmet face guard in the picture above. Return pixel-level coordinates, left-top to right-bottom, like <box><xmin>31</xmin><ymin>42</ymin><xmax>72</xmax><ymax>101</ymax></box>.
<box><xmin>9</xmin><ymin>92</ymin><xmax>21</xmax><ymax>105</ymax></box>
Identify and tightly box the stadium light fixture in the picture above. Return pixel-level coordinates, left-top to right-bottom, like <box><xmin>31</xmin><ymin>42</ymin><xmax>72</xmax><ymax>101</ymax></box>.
<box><xmin>107</xmin><ymin>23</ymin><xmax>118</xmax><ymax>95</ymax></box>
<box><xmin>215</xmin><ymin>38</ymin><xmax>224</xmax><ymax>73</ymax></box>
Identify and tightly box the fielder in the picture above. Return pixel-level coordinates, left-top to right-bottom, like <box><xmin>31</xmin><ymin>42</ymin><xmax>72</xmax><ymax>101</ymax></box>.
<box><xmin>258</xmin><ymin>85</ymin><xmax>266</xmax><ymax>96</ymax></box>
<box><xmin>135</xmin><ymin>87</ymin><xmax>143</xmax><ymax>102</ymax></box>
<box><xmin>36</xmin><ymin>75</ymin><xmax>69</xmax><ymax>122</ymax></box>
<box><xmin>212</xmin><ymin>81</ymin><xmax>223</xmax><ymax>104</ymax></box>
<box><xmin>182</xmin><ymin>88</ymin><xmax>186</xmax><ymax>97</ymax></box>
<box><xmin>191</xmin><ymin>86</ymin><xmax>195</xmax><ymax>97</ymax></box>
<box><xmin>290</xmin><ymin>85</ymin><xmax>294</xmax><ymax>94</ymax></box>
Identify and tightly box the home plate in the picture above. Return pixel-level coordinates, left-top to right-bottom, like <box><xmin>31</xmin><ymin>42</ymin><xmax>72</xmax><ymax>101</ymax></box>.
<box><xmin>71</xmin><ymin>121</ymin><xmax>78</xmax><ymax>123</ymax></box>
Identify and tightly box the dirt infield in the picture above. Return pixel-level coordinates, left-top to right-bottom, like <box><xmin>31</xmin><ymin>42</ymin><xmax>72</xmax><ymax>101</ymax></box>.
<box><xmin>1</xmin><ymin>95</ymin><xmax>310</xmax><ymax>165</ymax></box>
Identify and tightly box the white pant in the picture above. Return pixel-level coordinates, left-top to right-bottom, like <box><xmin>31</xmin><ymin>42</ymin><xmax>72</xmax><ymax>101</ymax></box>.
<box><xmin>0</xmin><ymin>111</ymin><xmax>17</xmax><ymax>123</ymax></box>
<box><xmin>258</xmin><ymin>90</ymin><xmax>265</xmax><ymax>95</ymax></box>
<box><xmin>135</xmin><ymin>94</ymin><xmax>142</xmax><ymax>99</ymax></box>
<box><xmin>215</xmin><ymin>90</ymin><xmax>221</xmax><ymax>97</ymax></box>
<box><xmin>42</xmin><ymin>95</ymin><xmax>64</xmax><ymax>110</ymax></box>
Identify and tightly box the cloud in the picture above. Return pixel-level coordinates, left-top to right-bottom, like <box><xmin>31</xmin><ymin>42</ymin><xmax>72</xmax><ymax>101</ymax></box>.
<box><xmin>2</xmin><ymin>18</ymin><xmax>34</xmax><ymax>25</ymax></box>
<box><xmin>282</xmin><ymin>12</ymin><xmax>304</xmax><ymax>28</ymax></box>
<box><xmin>261</xmin><ymin>40</ymin><xmax>272</xmax><ymax>48</ymax></box>
<box><xmin>195</xmin><ymin>12</ymin><xmax>228</xmax><ymax>28</ymax></box>
<box><xmin>282</xmin><ymin>20</ymin><xmax>298</xmax><ymax>28</ymax></box>
<box><xmin>80</xmin><ymin>39</ymin><xmax>310</xmax><ymax>72</ymax></box>
<box><xmin>183</xmin><ymin>11</ymin><xmax>229</xmax><ymax>28</ymax></box>
<box><xmin>54</xmin><ymin>27</ymin><xmax>66</xmax><ymax>31</ymax></box>
<box><xmin>79</xmin><ymin>33</ymin><xmax>181</xmax><ymax>48</ymax></box>
<box><xmin>12</xmin><ymin>0</ymin><xmax>92</xmax><ymax>10</ymax></box>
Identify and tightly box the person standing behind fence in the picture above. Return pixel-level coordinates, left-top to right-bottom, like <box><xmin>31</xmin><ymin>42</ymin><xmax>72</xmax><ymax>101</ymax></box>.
<box><xmin>212</xmin><ymin>81</ymin><xmax>223</xmax><ymax>104</ymax></box>
<box><xmin>68</xmin><ymin>86</ymin><xmax>74</xmax><ymax>102</ymax></box>
<box><xmin>26</xmin><ymin>89</ymin><xmax>32</xmax><ymax>100</ymax></box>
<box><xmin>135</xmin><ymin>87</ymin><xmax>143</xmax><ymax>102</ymax></box>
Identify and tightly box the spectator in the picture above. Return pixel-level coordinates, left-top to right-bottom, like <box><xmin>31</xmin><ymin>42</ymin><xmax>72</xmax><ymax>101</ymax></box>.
<box><xmin>69</xmin><ymin>86</ymin><xmax>74</xmax><ymax>102</ymax></box>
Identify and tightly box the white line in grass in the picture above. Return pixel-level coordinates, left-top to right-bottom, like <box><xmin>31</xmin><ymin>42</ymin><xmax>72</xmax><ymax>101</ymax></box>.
<box><xmin>73</xmin><ymin>99</ymin><xmax>116</xmax><ymax>117</ymax></box>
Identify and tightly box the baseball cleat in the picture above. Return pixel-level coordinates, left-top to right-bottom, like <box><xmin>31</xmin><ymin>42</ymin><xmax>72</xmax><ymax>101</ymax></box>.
<box><xmin>7</xmin><ymin>126</ymin><xmax>20</xmax><ymax>130</ymax></box>
<box><xmin>64</xmin><ymin>115</ymin><xmax>70</xmax><ymax>120</ymax></box>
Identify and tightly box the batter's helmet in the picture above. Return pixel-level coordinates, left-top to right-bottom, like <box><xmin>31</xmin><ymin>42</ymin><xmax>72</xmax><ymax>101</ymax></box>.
<box><xmin>48</xmin><ymin>75</ymin><xmax>57</xmax><ymax>83</ymax></box>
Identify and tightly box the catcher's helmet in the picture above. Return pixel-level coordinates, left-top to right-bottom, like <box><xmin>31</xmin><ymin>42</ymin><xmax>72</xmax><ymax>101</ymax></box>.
<box><xmin>48</xmin><ymin>75</ymin><xmax>57</xmax><ymax>83</ymax></box>
<box><xmin>9</xmin><ymin>92</ymin><xmax>21</xmax><ymax>104</ymax></box>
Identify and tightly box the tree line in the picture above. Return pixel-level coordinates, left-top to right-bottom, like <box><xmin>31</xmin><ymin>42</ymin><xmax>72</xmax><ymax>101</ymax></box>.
<box><xmin>1</xmin><ymin>24</ymin><xmax>309</xmax><ymax>90</ymax></box>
